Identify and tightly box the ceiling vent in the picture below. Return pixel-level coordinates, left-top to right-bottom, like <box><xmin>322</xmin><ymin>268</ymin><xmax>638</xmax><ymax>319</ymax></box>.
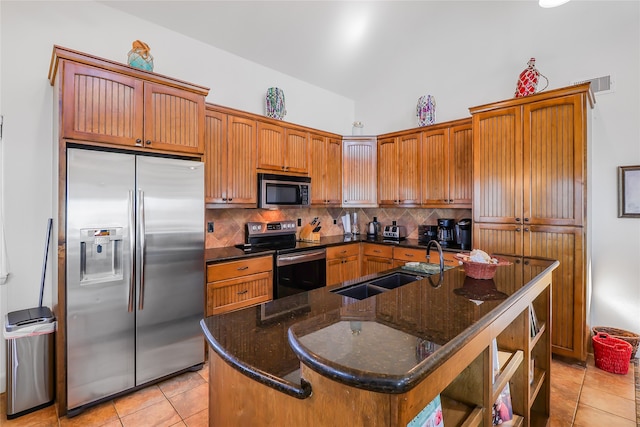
<box><xmin>571</xmin><ymin>75</ymin><xmax>614</xmax><ymax>95</ymax></box>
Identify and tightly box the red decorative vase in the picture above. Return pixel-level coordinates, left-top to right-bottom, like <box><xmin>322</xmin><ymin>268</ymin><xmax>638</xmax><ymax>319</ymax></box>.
<box><xmin>514</xmin><ymin>58</ymin><xmax>548</xmax><ymax>98</ymax></box>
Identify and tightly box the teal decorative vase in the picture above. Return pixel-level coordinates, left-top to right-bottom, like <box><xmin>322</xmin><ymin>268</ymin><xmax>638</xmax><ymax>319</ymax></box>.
<box><xmin>127</xmin><ymin>40</ymin><xmax>154</xmax><ymax>72</ymax></box>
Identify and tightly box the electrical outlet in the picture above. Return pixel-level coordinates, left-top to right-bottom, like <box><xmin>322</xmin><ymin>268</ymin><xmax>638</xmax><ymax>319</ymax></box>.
<box><xmin>207</xmin><ymin>222</ymin><xmax>214</xmax><ymax>233</ymax></box>
<box><xmin>333</xmin><ymin>219</ymin><xmax>337</xmax><ymax>224</ymax></box>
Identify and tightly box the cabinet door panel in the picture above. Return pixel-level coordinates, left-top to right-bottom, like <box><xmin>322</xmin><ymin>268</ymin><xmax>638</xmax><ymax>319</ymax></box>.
<box><xmin>472</xmin><ymin>223</ymin><xmax>524</xmax><ymax>256</ymax></box>
<box><xmin>398</xmin><ymin>133</ymin><xmax>421</xmax><ymax>205</ymax></box>
<box><xmin>449</xmin><ymin>123</ymin><xmax>473</xmax><ymax>207</ymax></box>
<box><xmin>228</xmin><ymin>116</ymin><xmax>257</xmax><ymax>204</ymax></box>
<box><xmin>285</xmin><ymin>129</ymin><xmax>309</xmax><ymax>174</ymax></box>
<box><xmin>524</xmin><ymin>95</ymin><xmax>584</xmax><ymax>226</ymax></box>
<box><xmin>525</xmin><ymin>225</ymin><xmax>584</xmax><ymax>360</ymax></box>
<box><xmin>473</xmin><ymin>107</ymin><xmax>523</xmax><ymax>223</ymax></box>
<box><xmin>342</xmin><ymin>138</ymin><xmax>377</xmax><ymax>207</ymax></box>
<box><xmin>204</xmin><ymin>111</ymin><xmax>228</xmax><ymax>203</ymax></box>
<box><xmin>62</xmin><ymin>62</ymin><xmax>143</xmax><ymax>146</ymax></box>
<box><xmin>362</xmin><ymin>256</ymin><xmax>393</xmax><ymax>276</ymax></box>
<box><xmin>378</xmin><ymin>137</ymin><xmax>398</xmax><ymax>205</ymax></box>
<box><xmin>144</xmin><ymin>82</ymin><xmax>205</xmax><ymax>154</ymax></box>
<box><xmin>422</xmin><ymin>128</ymin><xmax>449</xmax><ymax>206</ymax></box>
<box><xmin>257</xmin><ymin>122</ymin><xmax>285</xmax><ymax>171</ymax></box>
<box><xmin>326</xmin><ymin>138</ymin><xmax>342</xmax><ymax>205</ymax></box>
<box><xmin>310</xmin><ymin>134</ymin><xmax>328</xmax><ymax>204</ymax></box>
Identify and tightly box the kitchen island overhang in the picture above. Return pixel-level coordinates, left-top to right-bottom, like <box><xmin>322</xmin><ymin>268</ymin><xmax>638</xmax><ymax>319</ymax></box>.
<box><xmin>201</xmin><ymin>256</ymin><xmax>558</xmax><ymax>426</ymax></box>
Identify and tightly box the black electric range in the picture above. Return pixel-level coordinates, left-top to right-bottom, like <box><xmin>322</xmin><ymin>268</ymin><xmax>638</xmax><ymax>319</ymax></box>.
<box><xmin>236</xmin><ymin>221</ymin><xmax>326</xmax><ymax>299</ymax></box>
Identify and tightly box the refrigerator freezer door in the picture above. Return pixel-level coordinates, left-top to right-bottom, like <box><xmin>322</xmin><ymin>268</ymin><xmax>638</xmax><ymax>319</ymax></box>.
<box><xmin>66</xmin><ymin>149</ymin><xmax>136</xmax><ymax>409</ymax></box>
<box><xmin>135</xmin><ymin>156</ymin><xmax>205</xmax><ymax>384</ymax></box>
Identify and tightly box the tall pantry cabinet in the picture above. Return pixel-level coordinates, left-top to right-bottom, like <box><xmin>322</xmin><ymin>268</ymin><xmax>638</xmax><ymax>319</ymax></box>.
<box><xmin>470</xmin><ymin>83</ymin><xmax>593</xmax><ymax>361</ymax></box>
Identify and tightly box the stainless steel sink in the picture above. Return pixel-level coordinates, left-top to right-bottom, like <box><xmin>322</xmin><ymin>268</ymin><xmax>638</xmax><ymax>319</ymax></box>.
<box><xmin>331</xmin><ymin>272</ymin><xmax>425</xmax><ymax>300</ymax></box>
<box><xmin>367</xmin><ymin>272</ymin><xmax>423</xmax><ymax>289</ymax></box>
<box><xmin>332</xmin><ymin>283</ymin><xmax>388</xmax><ymax>300</ymax></box>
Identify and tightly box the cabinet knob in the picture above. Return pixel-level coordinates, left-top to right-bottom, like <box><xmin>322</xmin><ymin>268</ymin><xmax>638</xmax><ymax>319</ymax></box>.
<box><xmin>449</xmin><ymin>199</ymin><xmax>454</xmax><ymax>203</ymax></box>
<box><xmin>515</xmin><ymin>227</ymin><xmax>521</xmax><ymax>232</ymax></box>
<box><xmin>228</xmin><ymin>198</ymin><xmax>233</xmax><ymax>201</ymax></box>
<box><xmin>524</xmin><ymin>227</ymin><xmax>530</xmax><ymax>232</ymax></box>
<box><xmin>515</xmin><ymin>217</ymin><xmax>521</xmax><ymax>222</ymax></box>
<box><xmin>237</xmin><ymin>266</ymin><xmax>249</xmax><ymax>271</ymax></box>
<box><xmin>222</xmin><ymin>198</ymin><xmax>227</xmax><ymax>201</ymax></box>
<box><xmin>135</xmin><ymin>138</ymin><xmax>142</xmax><ymax>145</ymax></box>
<box><xmin>524</xmin><ymin>218</ymin><xmax>530</xmax><ymax>222</ymax></box>
<box><xmin>524</xmin><ymin>260</ymin><xmax>530</xmax><ymax>266</ymax></box>
<box><xmin>145</xmin><ymin>140</ymin><xmax>152</xmax><ymax>145</ymax></box>
<box><xmin>515</xmin><ymin>259</ymin><xmax>522</xmax><ymax>264</ymax></box>
<box><xmin>237</xmin><ymin>290</ymin><xmax>248</xmax><ymax>295</ymax></box>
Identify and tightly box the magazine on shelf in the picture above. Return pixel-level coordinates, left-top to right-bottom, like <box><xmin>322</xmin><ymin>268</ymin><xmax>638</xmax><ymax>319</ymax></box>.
<box><xmin>407</xmin><ymin>394</ymin><xmax>444</xmax><ymax>427</ymax></box>
<box><xmin>529</xmin><ymin>303</ymin><xmax>540</xmax><ymax>338</ymax></box>
<box><xmin>492</xmin><ymin>339</ymin><xmax>513</xmax><ymax>425</ymax></box>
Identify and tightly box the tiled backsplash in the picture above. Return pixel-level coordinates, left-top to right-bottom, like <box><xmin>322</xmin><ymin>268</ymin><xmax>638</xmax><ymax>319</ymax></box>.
<box><xmin>205</xmin><ymin>207</ymin><xmax>472</xmax><ymax>248</ymax></box>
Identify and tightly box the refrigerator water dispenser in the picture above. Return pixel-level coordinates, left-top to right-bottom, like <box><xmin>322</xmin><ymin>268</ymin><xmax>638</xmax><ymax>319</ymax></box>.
<box><xmin>79</xmin><ymin>228</ymin><xmax>123</xmax><ymax>284</ymax></box>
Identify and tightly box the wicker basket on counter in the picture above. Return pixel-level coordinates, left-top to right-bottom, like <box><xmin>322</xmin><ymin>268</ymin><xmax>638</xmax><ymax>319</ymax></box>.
<box><xmin>455</xmin><ymin>254</ymin><xmax>511</xmax><ymax>280</ymax></box>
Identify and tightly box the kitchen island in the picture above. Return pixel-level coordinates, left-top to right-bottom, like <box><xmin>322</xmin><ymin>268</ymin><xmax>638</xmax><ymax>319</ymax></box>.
<box><xmin>200</xmin><ymin>256</ymin><xmax>557</xmax><ymax>426</ymax></box>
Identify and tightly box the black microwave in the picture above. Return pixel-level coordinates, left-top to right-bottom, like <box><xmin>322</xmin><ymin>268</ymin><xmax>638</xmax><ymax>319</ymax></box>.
<box><xmin>258</xmin><ymin>173</ymin><xmax>311</xmax><ymax>209</ymax></box>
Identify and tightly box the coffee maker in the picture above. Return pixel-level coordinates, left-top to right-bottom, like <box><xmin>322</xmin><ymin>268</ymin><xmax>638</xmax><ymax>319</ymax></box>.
<box><xmin>456</xmin><ymin>218</ymin><xmax>472</xmax><ymax>250</ymax></box>
<box><xmin>437</xmin><ymin>218</ymin><xmax>456</xmax><ymax>247</ymax></box>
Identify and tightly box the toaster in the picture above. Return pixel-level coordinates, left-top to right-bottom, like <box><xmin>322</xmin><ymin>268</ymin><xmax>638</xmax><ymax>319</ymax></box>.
<box><xmin>383</xmin><ymin>225</ymin><xmax>407</xmax><ymax>240</ymax></box>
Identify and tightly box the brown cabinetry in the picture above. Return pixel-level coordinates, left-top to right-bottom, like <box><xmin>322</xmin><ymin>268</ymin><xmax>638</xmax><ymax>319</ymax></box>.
<box><xmin>470</xmin><ymin>84</ymin><xmax>593</xmax><ymax>361</ymax></box>
<box><xmin>361</xmin><ymin>243</ymin><xmax>393</xmax><ymax>276</ymax></box>
<box><xmin>342</xmin><ymin>137</ymin><xmax>378</xmax><ymax>207</ymax></box>
<box><xmin>422</xmin><ymin>119</ymin><xmax>472</xmax><ymax>208</ymax></box>
<box><xmin>205</xmin><ymin>109</ymin><xmax>257</xmax><ymax>206</ymax></box>
<box><xmin>55</xmin><ymin>58</ymin><xmax>207</xmax><ymax>155</ymax></box>
<box><xmin>309</xmin><ymin>133</ymin><xmax>342</xmax><ymax>205</ymax></box>
<box><xmin>326</xmin><ymin>244</ymin><xmax>361</xmax><ymax>286</ymax></box>
<box><xmin>378</xmin><ymin>133</ymin><xmax>421</xmax><ymax>206</ymax></box>
<box><xmin>257</xmin><ymin>121</ymin><xmax>308</xmax><ymax>175</ymax></box>
<box><xmin>206</xmin><ymin>255</ymin><xmax>273</xmax><ymax>315</ymax></box>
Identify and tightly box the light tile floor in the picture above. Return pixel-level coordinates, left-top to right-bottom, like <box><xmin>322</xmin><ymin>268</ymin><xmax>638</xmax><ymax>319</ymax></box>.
<box><xmin>0</xmin><ymin>356</ymin><xmax>636</xmax><ymax>426</ymax></box>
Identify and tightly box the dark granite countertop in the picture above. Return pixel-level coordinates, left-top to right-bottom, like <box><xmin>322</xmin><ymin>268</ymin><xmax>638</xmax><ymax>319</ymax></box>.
<box><xmin>200</xmin><ymin>255</ymin><xmax>558</xmax><ymax>398</ymax></box>
<box><xmin>204</xmin><ymin>235</ymin><xmax>462</xmax><ymax>263</ymax></box>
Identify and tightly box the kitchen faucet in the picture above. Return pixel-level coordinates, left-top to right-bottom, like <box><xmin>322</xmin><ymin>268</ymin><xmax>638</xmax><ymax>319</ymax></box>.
<box><xmin>426</xmin><ymin>240</ymin><xmax>444</xmax><ymax>273</ymax></box>
<box><xmin>426</xmin><ymin>240</ymin><xmax>445</xmax><ymax>287</ymax></box>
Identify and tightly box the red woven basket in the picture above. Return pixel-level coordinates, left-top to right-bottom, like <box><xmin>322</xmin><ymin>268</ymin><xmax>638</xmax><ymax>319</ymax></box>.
<box><xmin>592</xmin><ymin>332</ymin><xmax>633</xmax><ymax>375</ymax></box>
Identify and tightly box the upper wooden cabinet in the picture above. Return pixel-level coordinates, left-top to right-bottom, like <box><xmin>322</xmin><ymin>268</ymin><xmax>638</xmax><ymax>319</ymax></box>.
<box><xmin>422</xmin><ymin>119</ymin><xmax>472</xmax><ymax>208</ymax></box>
<box><xmin>257</xmin><ymin>121</ymin><xmax>308</xmax><ymax>175</ymax></box>
<box><xmin>378</xmin><ymin>133</ymin><xmax>421</xmax><ymax>207</ymax></box>
<box><xmin>342</xmin><ymin>137</ymin><xmax>378</xmax><ymax>207</ymax></box>
<box><xmin>49</xmin><ymin>46</ymin><xmax>208</xmax><ymax>155</ymax></box>
<box><xmin>310</xmin><ymin>133</ymin><xmax>342</xmax><ymax>205</ymax></box>
<box><xmin>471</xmin><ymin>88</ymin><xmax>590</xmax><ymax>227</ymax></box>
<box><xmin>205</xmin><ymin>108</ymin><xmax>257</xmax><ymax>206</ymax></box>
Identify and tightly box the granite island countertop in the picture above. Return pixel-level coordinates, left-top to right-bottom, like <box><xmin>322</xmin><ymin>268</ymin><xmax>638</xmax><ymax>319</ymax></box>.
<box><xmin>200</xmin><ymin>255</ymin><xmax>558</xmax><ymax>398</ymax></box>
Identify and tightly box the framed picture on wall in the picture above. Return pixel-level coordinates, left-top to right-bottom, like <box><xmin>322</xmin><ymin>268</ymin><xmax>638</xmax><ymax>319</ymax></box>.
<box><xmin>618</xmin><ymin>165</ymin><xmax>640</xmax><ymax>218</ymax></box>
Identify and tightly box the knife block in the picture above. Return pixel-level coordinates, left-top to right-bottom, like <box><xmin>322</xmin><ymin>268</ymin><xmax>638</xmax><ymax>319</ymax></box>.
<box><xmin>299</xmin><ymin>224</ymin><xmax>320</xmax><ymax>242</ymax></box>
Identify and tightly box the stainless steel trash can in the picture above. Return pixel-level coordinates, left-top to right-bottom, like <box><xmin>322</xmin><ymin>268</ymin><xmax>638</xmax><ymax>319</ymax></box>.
<box><xmin>4</xmin><ymin>307</ymin><xmax>55</xmax><ymax>419</ymax></box>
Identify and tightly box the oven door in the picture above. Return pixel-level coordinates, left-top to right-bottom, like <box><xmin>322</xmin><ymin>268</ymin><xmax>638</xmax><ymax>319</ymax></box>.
<box><xmin>275</xmin><ymin>248</ymin><xmax>326</xmax><ymax>299</ymax></box>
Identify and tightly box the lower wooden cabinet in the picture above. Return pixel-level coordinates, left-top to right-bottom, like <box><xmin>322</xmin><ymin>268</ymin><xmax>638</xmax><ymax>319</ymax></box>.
<box><xmin>206</xmin><ymin>255</ymin><xmax>273</xmax><ymax>315</ymax></box>
<box><xmin>326</xmin><ymin>244</ymin><xmax>361</xmax><ymax>286</ymax></box>
<box><xmin>361</xmin><ymin>243</ymin><xmax>393</xmax><ymax>275</ymax></box>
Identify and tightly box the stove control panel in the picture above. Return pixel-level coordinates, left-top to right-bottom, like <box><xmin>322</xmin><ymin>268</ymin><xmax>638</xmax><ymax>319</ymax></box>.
<box><xmin>246</xmin><ymin>220</ymin><xmax>297</xmax><ymax>236</ymax></box>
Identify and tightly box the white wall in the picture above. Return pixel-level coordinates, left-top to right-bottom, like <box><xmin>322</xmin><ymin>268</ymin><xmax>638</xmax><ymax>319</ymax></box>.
<box><xmin>0</xmin><ymin>0</ymin><xmax>354</xmax><ymax>393</ymax></box>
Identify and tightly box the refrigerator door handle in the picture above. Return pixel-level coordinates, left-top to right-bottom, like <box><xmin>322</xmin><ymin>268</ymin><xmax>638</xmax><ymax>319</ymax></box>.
<box><xmin>138</xmin><ymin>189</ymin><xmax>146</xmax><ymax>311</ymax></box>
<box><xmin>128</xmin><ymin>190</ymin><xmax>135</xmax><ymax>312</ymax></box>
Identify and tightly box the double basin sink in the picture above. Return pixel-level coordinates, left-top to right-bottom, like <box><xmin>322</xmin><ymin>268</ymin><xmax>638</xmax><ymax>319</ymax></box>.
<box><xmin>331</xmin><ymin>271</ymin><xmax>425</xmax><ymax>300</ymax></box>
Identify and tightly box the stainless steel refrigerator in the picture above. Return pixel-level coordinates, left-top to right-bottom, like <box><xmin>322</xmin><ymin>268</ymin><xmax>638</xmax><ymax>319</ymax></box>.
<box><xmin>65</xmin><ymin>148</ymin><xmax>204</xmax><ymax>412</ymax></box>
